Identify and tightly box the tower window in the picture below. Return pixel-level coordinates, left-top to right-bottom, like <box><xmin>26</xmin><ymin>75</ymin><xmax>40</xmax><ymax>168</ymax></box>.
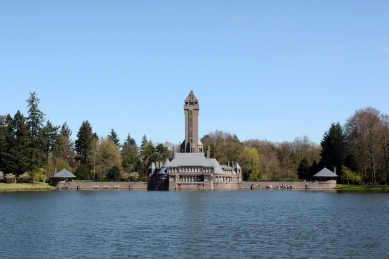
<box><xmin>190</xmin><ymin>118</ymin><xmax>192</xmax><ymax>127</ymax></box>
<box><xmin>190</xmin><ymin>110</ymin><xmax>192</xmax><ymax>115</ymax></box>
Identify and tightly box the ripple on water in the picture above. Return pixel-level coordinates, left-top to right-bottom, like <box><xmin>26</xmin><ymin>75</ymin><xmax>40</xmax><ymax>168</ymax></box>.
<box><xmin>1</xmin><ymin>190</ymin><xmax>389</xmax><ymax>258</ymax></box>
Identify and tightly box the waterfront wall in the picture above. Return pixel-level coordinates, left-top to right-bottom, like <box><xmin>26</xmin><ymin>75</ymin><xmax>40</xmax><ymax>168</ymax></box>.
<box><xmin>56</xmin><ymin>180</ymin><xmax>335</xmax><ymax>190</ymax></box>
<box><xmin>56</xmin><ymin>181</ymin><xmax>148</xmax><ymax>190</ymax></box>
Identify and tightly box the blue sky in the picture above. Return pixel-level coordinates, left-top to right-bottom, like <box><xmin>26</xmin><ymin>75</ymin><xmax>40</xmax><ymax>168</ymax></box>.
<box><xmin>1</xmin><ymin>1</ymin><xmax>388</xmax><ymax>146</ymax></box>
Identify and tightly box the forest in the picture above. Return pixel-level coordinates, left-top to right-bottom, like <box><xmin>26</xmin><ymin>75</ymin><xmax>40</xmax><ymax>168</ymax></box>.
<box><xmin>1</xmin><ymin>92</ymin><xmax>389</xmax><ymax>184</ymax></box>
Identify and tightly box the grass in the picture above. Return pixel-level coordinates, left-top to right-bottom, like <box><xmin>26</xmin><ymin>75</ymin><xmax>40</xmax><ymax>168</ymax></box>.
<box><xmin>0</xmin><ymin>182</ymin><xmax>57</xmax><ymax>192</ymax></box>
<box><xmin>335</xmin><ymin>184</ymin><xmax>389</xmax><ymax>192</ymax></box>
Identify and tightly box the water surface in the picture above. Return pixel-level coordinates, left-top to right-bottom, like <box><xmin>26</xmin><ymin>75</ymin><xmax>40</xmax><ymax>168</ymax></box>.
<box><xmin>1</xmin><ymin>190</ymin><xmax>388</xmax><ymax>258</ymax></box>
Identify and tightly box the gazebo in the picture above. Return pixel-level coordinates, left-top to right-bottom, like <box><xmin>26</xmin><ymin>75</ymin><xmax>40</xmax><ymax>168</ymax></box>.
<box><xmin>51</xmin><ymin>169</ymin><xmax>76</xmax><ymax>184</ymax></box>
<box><xmin>313</xmin><ymin>167</ymin><xmax>338</xmax><ymax>181</ymax></box>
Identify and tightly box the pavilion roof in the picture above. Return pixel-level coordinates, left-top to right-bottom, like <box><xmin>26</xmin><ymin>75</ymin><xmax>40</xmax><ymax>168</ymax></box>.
<box><xmin>52</xmin><ymin>169</ymin><xmax>76</xmax><ymax>178</ymax></box>
<box><xmin>313</xmin><ymin>168</ymin><xmax>338</xmax><ymax>178</ymax></box>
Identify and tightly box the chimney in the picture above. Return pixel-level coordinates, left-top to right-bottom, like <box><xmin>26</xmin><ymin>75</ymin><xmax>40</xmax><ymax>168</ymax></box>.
<box><xmin>207</xmin><ymin>146</ymin><xmax>210</xmax><ymax>159</ymax></box>
<box><xmin>334</xmin><ymin>167</ymin><xmax>337</xmax><ymax>175</ymax></box>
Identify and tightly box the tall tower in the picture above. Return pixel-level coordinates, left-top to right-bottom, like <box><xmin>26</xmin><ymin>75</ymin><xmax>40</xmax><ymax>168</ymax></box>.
<box><xmin>182</xmin><ymin>90</ymin><xmax>202</xmax><ymax>153</ymax></box>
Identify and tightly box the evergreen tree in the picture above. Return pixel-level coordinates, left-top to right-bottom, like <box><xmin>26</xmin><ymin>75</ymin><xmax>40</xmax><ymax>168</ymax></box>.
<box><xmin>108</xmin><ymin>128</ymin><xmax>120</xmax><ymax>147</ymax></box>
<box><xmin>60</xmin><ymin>122</ymin><xmax>72</xmax><ymax>138</ymax></box>
<box><xmin>42</xmin><ymin>120</ymin><xmax>59</xmax><ymax>172</ymax></box>
<box><xmin>122</xmin><ymin>133</ymin><xmax>139</xmax><ymax>173</ymax></box>
<box><xmin>3</xmin><ymin>111</ymin><xmax>31</xmax><ymax>176</ymax></box>
<box><xmin>106</xmin><ymin>165</ymin><xmax>121</xmax><ymax>181</ymax></box>
<box><xmin>297</xmin><ymin>158</ymin><xmax>309</xmax><ymax>179</ymax></box>
<box><xmin>0</xmin><ymin>115</ymin><xmax>7</xmax><ymax>172</ymax></box>
<box><xmin>320</xmin><ymin>122</ymin><xmax>346</xmax><ymax>180</ymax></box>
<box><xmin>26</xmin><ymin>92</ymin><xmax>46</xmax><ymax>170</ymax></box>
<box><xmin>123</xmin><ymin>133</ymin><xmax>137</xmax><ymax>147</ymax></box>
<box><xmin>75</xmin><ymin>121</ymin><xmax>93</xmax><ymax>165</ymax></box>
<box><xmin>156</xmin><ymin>143</ymin><xmax>170</xmax><ymax>161</ymax></box>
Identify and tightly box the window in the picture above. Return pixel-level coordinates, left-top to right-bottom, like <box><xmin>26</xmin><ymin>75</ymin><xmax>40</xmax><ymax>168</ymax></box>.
<box><xmin>190</xmin><ymin>118</ymin><xmax>192</xmax><ymax>127</ymax></box>
<box><xmin>190</xmin><ymin>110</ymin><xmax>192</xmax><ymax>115</ymax></box>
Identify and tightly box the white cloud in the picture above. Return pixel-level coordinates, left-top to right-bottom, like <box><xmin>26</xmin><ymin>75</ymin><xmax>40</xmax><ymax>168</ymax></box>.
<box><xmin>231</xmin><ymin>15</ymin><xmax>242</xmax><ymax>24</ymax></box>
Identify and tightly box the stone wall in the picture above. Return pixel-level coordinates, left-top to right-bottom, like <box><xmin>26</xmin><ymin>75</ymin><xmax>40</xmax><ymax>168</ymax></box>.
<box><xmin>56</xmin><ymin>181</ymin><xmax>148</xmax><ymax>190</ymax></box>
<box><xmin>56</xmin><ymin>180</ymin><xmax>335</xmax><ymax>191</ymax></box>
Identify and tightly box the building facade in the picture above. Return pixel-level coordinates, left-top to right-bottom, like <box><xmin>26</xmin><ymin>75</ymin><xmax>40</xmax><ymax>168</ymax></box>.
<box><xmin>148</xmin><ymin>91</ymin><xmax>242</xmax><ymax>190</ymax></box>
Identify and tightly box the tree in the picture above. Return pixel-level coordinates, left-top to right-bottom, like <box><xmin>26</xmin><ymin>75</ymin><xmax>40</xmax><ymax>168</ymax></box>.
<box><xmin>341</xmin><ymin>166</ymin><xmax>362</xmax><ymax>185</ymax></box>
<box><xmin>96</xmin><ymin>137</ymin><xmax>122</xmax><ymax>180</ymax></box>
<box><xmin>108</xmin><ymin>128</ymin><xmax>120</xmax><ymax>147</ymax></box>
<box><xmin>2</xmin><ymin>111</ymin><xmax>31</xmax><ymax>176</ymax></box>
<box><xmin>123</xmin><ymin>133</ymin><xmax>136</xmax><ymax>147</ymax></box>
<box><xmin>106</xmin><ymin>165</ymin><xmax>121</xmax><ymax>181</ymax></box>
<box><xmin>240</xmin><ymin>147</ymin><xmax>261</xmax><ymax>181</ymax></box>
<box><xmin>75</xmin><ymin>121</ymin><xmax>93</xmax><ymax>165</ymax></box>
<box><xmin>75</xmin><ymin>164</ymin><xmax>89</xmax><ymax>180</ymax></box>
<box><xmin>155</xmin><ymin>143</ymin><xmax>171</xmax><ymax>161</ymax></box>
<box><xmin>297</xmin><ymin>158</ymin><xmax>309</xmax><ymax>180</ymax></box>
<box><xmin>0</xmin><ymin>115</ymin><xmax>7</xmax><ymax>172</ymax></box>
<box><xmin>122</xmin><ymin>134</ymin><xmax>139</xmax><ymax>174</ymax></box>
<box><xmin>60</xmin><ymin>122</ymin><xmax>72</xmax><ymax>138</ymax></box>
<box><xmin>26</xmin><ymin>92</ymin><xmax>46</xmax><ymax>170</ymax></box>
<box><xmin>345</xmin><ymin>107</ymin><xmax>381</xmax><ymax>183</ymax></box>
<box><xmin>320</xmin><ymin>123</ymin><xmax>346</xmax><ymax>181</ymax></box>
<box><xmin>42</xmin><ymin>120</ymin><xmax>59</xmax><ymax>174</ymax></box>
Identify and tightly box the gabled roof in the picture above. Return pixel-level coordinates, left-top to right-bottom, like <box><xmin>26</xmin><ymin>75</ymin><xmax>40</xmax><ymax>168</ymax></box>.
<box><xmin>313</xmin><ymin>168</ymin><xmax>338</xmax><ymax>178</ymax></box>
<box><xmin>148</xmin><ymin>162</ymin><xmax>156</xmax><ymax>170</ymax></box>
<box><xmin>234</xmin><ymin>163</ymin><xmax>241</xmax><ymax>169</ymax></box>
<box><xmin>52</xmin><ymin>169</ymin><xmax>76</xmax><ymax>178</ymax></box>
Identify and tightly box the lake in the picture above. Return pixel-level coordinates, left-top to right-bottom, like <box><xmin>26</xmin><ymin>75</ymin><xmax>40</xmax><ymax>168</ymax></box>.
<box><xmin>1</xmin><ymin>190</ymin><xmax>389</xmax><ymax>258</ymax></box>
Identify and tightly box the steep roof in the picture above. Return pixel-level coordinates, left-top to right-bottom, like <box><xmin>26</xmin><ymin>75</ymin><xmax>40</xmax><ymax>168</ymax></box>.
<box><xmin>313</xmin><ymin>168</ymin><xmax>338</xmax><ymax>178</ymax></box>
<box><xmin>234</xmin><ymin>162</ymin><xmax>241</xmax><ymax>169</ymax></box>
<box><xmin>148</xmin><ymin>162</ymin><xmax>156</xmax><ymax>170</ymax></box>
<box><xmin>52</xmin><ymin>169</ymin><xmax>76</xmax><ymax>178</ymax></box>
<box><xmin>184</xmin><ymin>90</ymin><xmax>198</xmax><ymax>103</ymax></box>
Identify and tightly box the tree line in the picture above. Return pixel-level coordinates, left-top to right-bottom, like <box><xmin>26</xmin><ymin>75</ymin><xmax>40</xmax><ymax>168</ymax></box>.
<box><xmin>1</xmin><ymin>93</ymin><xmax>389</xmax><ymax>184</ymax></box>
<box><xmin>0</xmin><ymin>92</ymin><xmax>171</xmax><ymax>182</ymax></box>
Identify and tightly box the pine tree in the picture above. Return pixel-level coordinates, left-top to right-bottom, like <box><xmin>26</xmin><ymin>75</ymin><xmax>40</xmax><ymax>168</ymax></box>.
<box><xmin>3</xmin><ymin>111</ymin><xmax>31</xmax><ymax>176</ymax></box>
<box><xmin>75</xmin><ymin>121</ymin><xmax>93</xmax><ymax>165</ymax></box>
<box><xmin>123</xmin><ymin>133</ymin><xmax>137</xmax><ymax>147</ymax></box>
<box><xmin>0</xmin><ymin>115</ymin><xmax>7</xmax><ymax>172</ymax></box>
<box><xmin>297</xmin><ymin>158</ymin><xmax>309</xmax><ymax>179</ymax></box>
<box><xmin>42</xmin><ymin>120</ymin><xmax>59</xmax><ymax>173</ymax></box>
<box><xmin>60</xmin><ymin>122</ymin><xmax>72</xmax><ymax>138</ymax></box>
<box><xmin>108</xmin><ymin>128</ymin><xmax>120</xmax><ymax>147</ymax></box>
<box><xmin>26</xmin><ymin>92</ymin><xmax>46</xmax><ymax>170</ymax></box>
<box><xmin>320</xmin><ymin>122</ymin><xmax>347</xmax><ymax>180</ymax></box>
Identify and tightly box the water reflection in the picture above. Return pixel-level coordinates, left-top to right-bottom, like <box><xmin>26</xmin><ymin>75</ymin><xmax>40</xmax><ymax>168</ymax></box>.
<box><xmin>1</xmin><ymin>190</ymin><xmax>389</xmax><ymax>258</ymax></box>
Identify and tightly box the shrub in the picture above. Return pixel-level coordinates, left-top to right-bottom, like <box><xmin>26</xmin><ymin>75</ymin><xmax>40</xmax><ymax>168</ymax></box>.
<box><xmin>106</xmin><ymin>166</ymin><xmax>121</xmax><ymax>181</ymax></box>
<box><xmin>29</xmin><ymin>168</ymin><xmax>46</xmax><ymax>182</ymax></box>
<box><xmin>5</xmin><ymin>173</ymin><xmax>16</xmax><ymax>183</ymax></box>
<box><xmin>75</xmin><ymin>165</ymin><xmax>90</xmax><ymax>180</ymax></box>
<box><xmin>18</xmin><ymin>172</ymin><xmax>31</xmax><ymax>183</ymax></box>
<box><xmin>0</xmin><ymin>171</ymin><xmax>4</xmax><ymax>182</ymax></box>
<box><xmin>121</xmin><ymin>172</ymin><xmax>130</xmax><ymax>181</ymax></box>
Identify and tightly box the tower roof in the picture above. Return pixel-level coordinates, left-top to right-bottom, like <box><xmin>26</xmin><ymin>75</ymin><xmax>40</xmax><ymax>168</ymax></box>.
<box><xmin>234</xmin><ymin>162</ymin><xmax>241</xmax><ymax>169</ymax></box>
<box><xmin>148</xmin><ymin>162</ymin><xmax>155</xmax><ymax>170</ymax></box>
<box><xmin>184</xmin><ymin>90</ymin><xmax>199</xmax><ymax>104</ymax></box>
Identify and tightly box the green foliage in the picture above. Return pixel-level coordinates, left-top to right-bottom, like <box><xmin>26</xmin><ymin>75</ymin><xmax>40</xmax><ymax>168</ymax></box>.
<box><xmin>108</xmin><ymin>128</ymin><xmax>121</xmax><ymax>147</ymax></box>
<box><xmin>60</xmin><ymin>122</ymin><xmax>72</xmax><ymax>138</ymax></box>
<box><xmin>75</xmin><ymin>121</ymin><xmax>93</xmax><ymax>165</ymax></box>
<box><xmin>29</xmin><ymin>168</ymin><xmax>46</xmax><ymax>182</ymax></box>
<box><xmin>75</xmin><ymin>164</ymin><xmax>90</xmax><ymax>180</ymax></box>
<box><xmin>26</xmin><ymin>92</ymin><xmax>46</xmax><ymax>171</ymax></box>
<box><xmin>320</xmin><ymin>122</ymin><xmax>346</xmax><ymax>180</ymax></box>
<box><xmin>341</xmin><ymin>166</ymin><xmax>362</xmax><ymax>184</ymax></box>
<box><xmin>106</xmin><ymin>165</ymin><xmax>121</xmax><ymax>181</ymax></box>
<box><xmin>3</xmin><ymin>111</ymin><xmax>31</xmax><ymax>176</ymax></box>
<box><xmin>56</xmin><ymin>159</ymin><xmax>72</xmax><ymax>172</ymax></box>
<box><xmin>240</xmin><ymin>147</ymin><xmax>261</xmax><ymax>181</ymax></box>
<box><xmin>123</xmin><ymin>134</ymin><xmax>137</xmax><ymax>147</ymax></box>
<box><xmin>297</xmin><ymin>158</ymin><xmax>309</xmax><ymax>179</ymax></box>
